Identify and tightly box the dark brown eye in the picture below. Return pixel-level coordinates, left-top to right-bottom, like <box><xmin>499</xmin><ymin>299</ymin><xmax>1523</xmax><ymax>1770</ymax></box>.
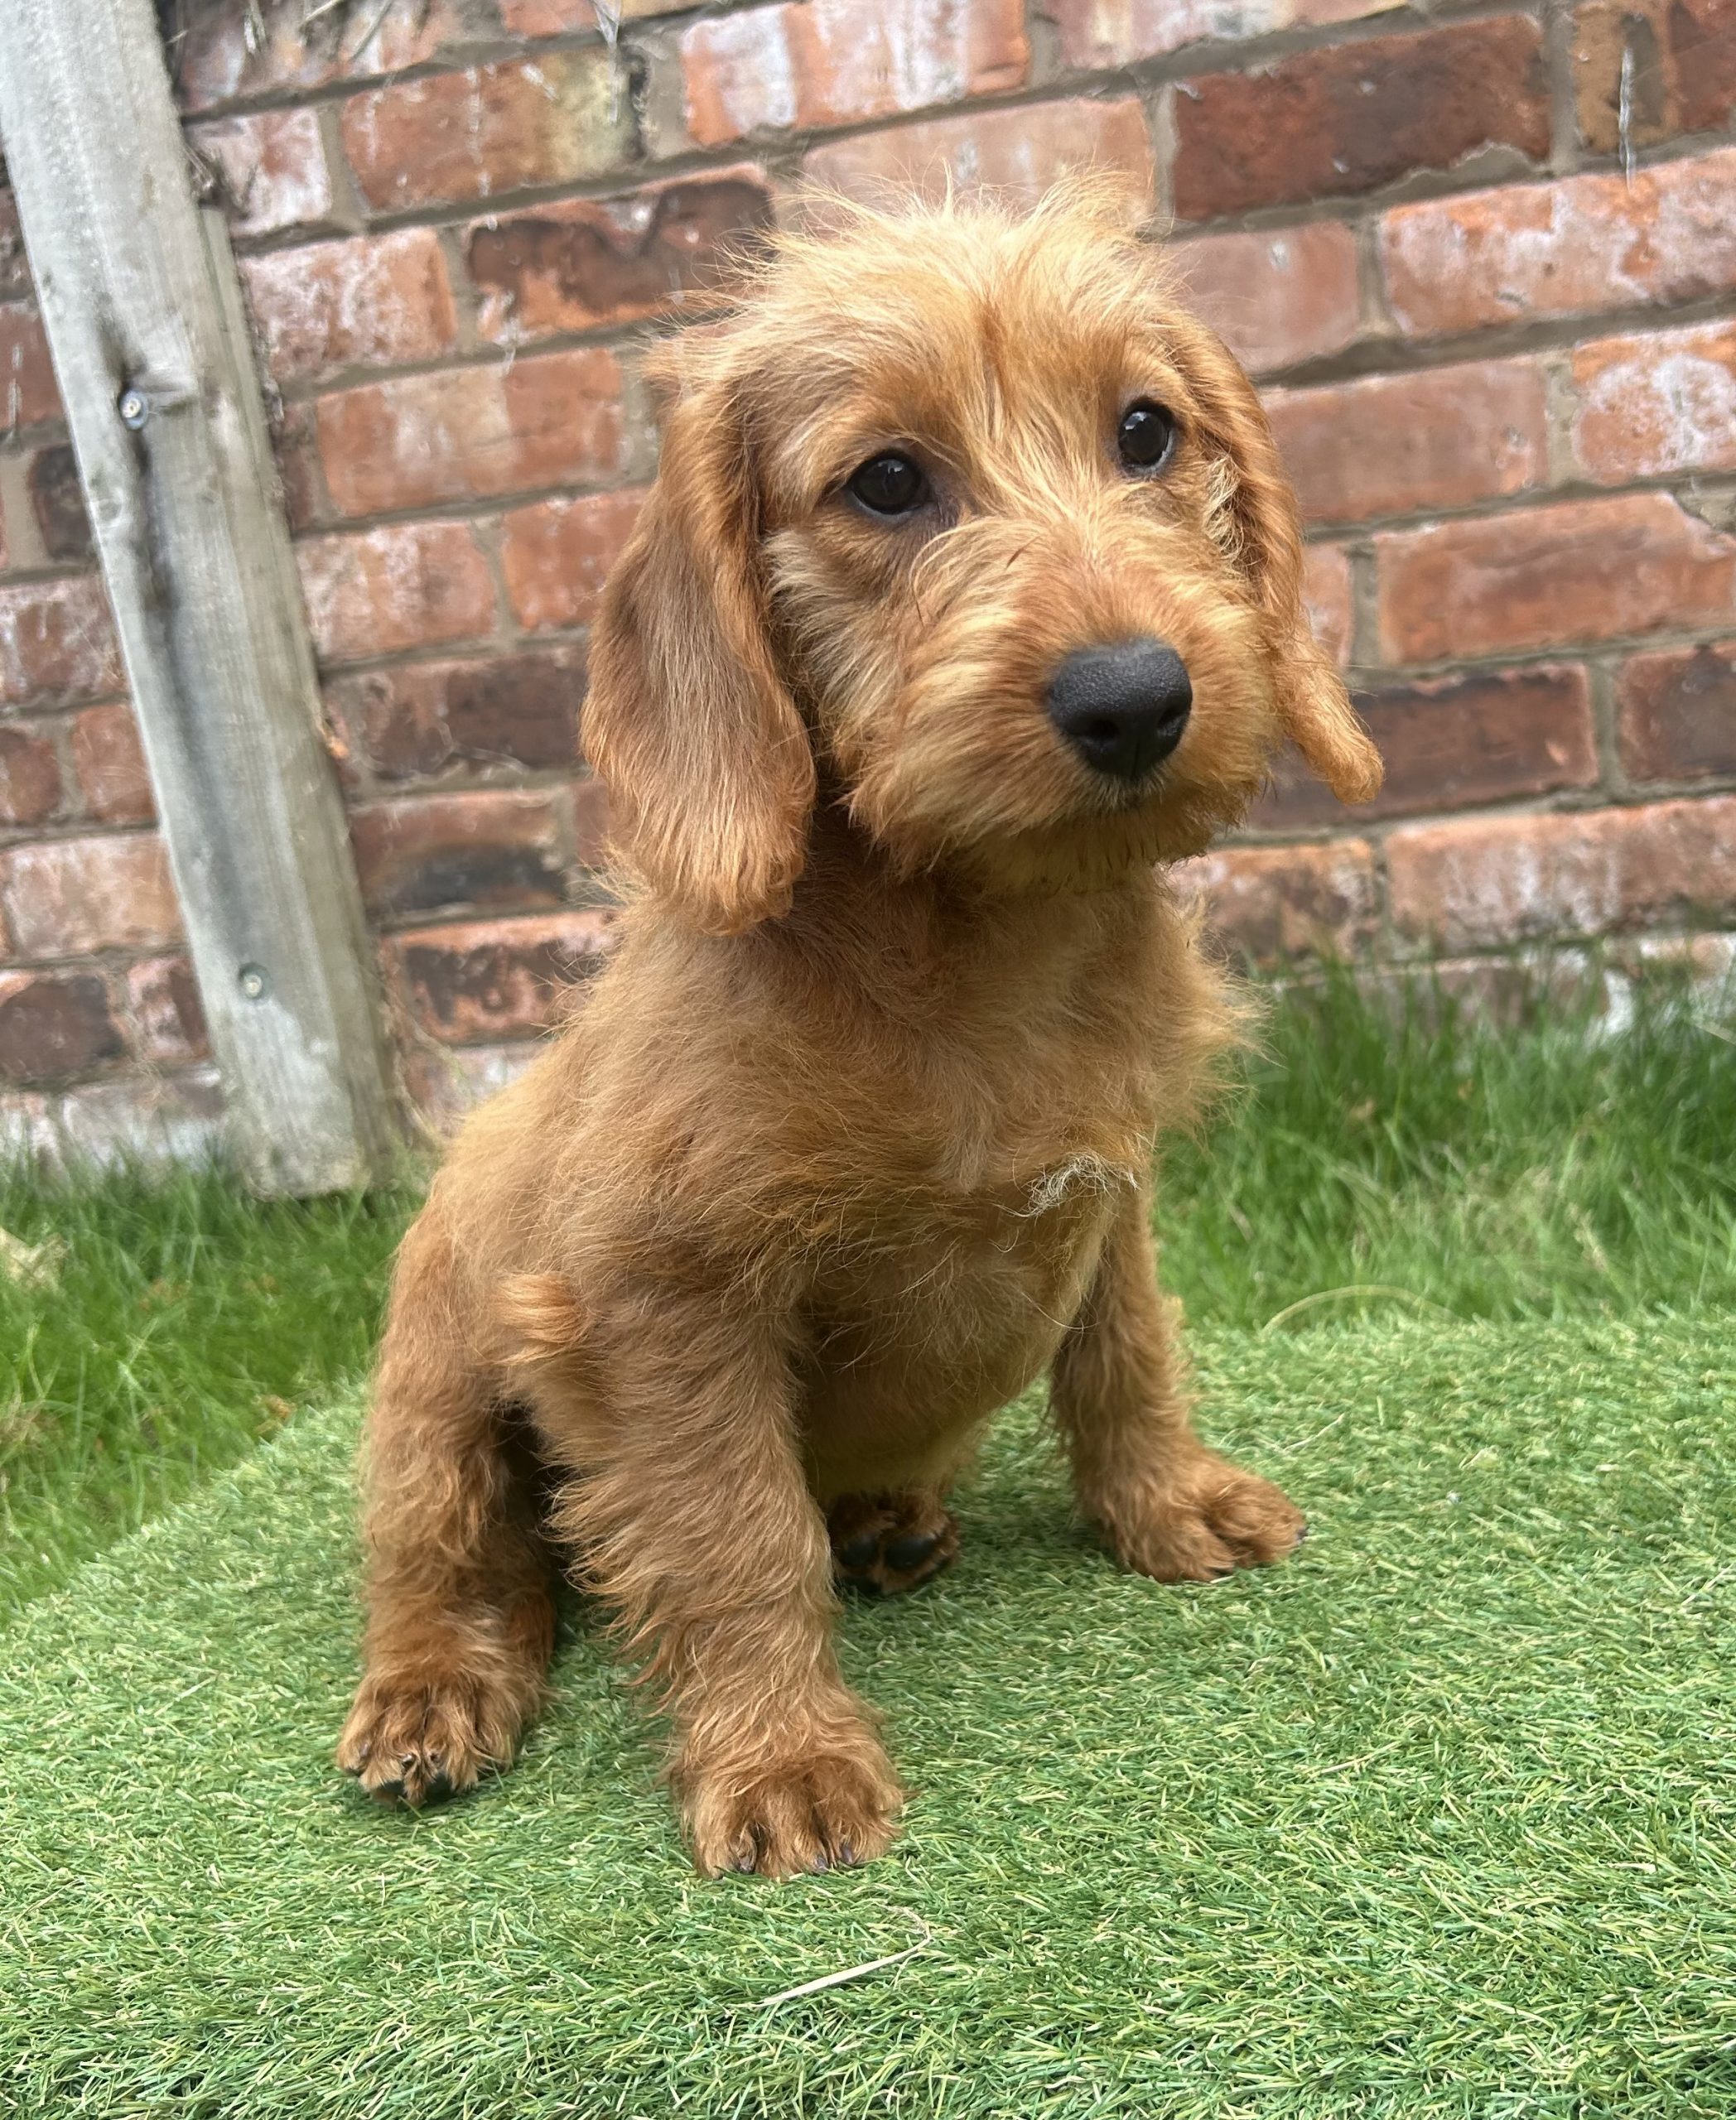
<box><xmin>846</xmin><ymin>452</ymin><xmax>928</xmax><ymax>517</ymax></box>
<box><xmin>1117</xmin><ymin>401</ymin><xmax>1177</xmax><ymax>474</ymax></box>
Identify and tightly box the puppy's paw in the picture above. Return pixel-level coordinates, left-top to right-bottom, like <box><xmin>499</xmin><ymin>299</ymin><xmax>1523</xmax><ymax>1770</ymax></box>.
<box><xmin>829</xmin><ymin>1491</ymin><xmax>960</xmax><ymax>1597</ymax></box>
<box><xmin>1100</xmin><ymin>1452</ymin><xmax>1306</xmax><ymax>1583</ymax></box>
<box><xmin>683</xmin><ymin>1737</ymin><xmax>904</xmax><ymax>1879</ymax></box>
<box><xmin>337</xmin><ymin>1674</ymin><xmax>518</xmax><ymax>1808</ymax></box>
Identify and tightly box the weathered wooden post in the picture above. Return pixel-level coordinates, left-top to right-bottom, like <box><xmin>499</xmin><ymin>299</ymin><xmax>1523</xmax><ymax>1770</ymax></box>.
<box><xmin>0</xmin><ymin>0</ymin><xmax>406</xmax><ymax>1192</ymax></box>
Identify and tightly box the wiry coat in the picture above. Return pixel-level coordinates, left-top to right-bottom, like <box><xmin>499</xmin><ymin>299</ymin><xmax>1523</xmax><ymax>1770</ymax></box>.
<box><xmin>337</xmin><ymin>188</ymin><xmax>1382</xmax><ymax>1878</ymax></box>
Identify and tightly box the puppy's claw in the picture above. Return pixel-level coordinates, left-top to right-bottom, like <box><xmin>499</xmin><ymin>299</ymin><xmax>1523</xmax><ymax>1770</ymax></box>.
<box><xmin>687</xmin><ymin>1743</ymin><xmax>904</xmax><ymax>1880</ymax></box>
<box><xmin>337</xmin><ymin>1674</ymin><xmax>519</xmax><ymax>1809</ymax></box>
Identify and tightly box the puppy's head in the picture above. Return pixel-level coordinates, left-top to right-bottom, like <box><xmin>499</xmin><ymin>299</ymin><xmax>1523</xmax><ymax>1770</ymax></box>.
<box><xmin>586</xmin><ymin>188</ymin><xmax>1382</xmax><ymax>932</ymax></box>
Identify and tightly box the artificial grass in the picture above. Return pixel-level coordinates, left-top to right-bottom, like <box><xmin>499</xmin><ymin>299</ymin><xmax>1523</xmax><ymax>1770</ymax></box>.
<box><xmin>2</xmin><ymin>1313</ymin><xmax>1734</xmax><ymax>2118</ymax></box>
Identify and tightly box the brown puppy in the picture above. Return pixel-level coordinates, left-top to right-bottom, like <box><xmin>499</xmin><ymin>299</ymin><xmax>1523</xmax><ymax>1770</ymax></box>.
<box><xmin>336</xmin><ymin>187</ymin><xmax>1382</xmax><ymax>1877</ymax></box>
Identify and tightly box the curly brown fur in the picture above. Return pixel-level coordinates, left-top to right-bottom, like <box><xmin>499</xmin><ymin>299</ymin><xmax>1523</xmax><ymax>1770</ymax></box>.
<box><xmin>338</xmin><ymin>185</ymin><xmax>1382</xmax><ymax>1877</ymax></box>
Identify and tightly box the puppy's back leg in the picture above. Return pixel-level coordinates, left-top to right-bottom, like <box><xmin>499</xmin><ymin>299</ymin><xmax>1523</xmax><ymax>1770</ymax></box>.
<box><xmin>337</xmin><ymin>1206</ymin><xmax>557</xmax><ymax>1807</ymax></box>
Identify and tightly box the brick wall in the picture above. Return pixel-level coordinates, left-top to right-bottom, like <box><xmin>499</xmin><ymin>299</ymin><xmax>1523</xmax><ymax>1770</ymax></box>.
<box><xmin>2</xmin><ymin>0</ymin><xmax>1733</xmax><ymax>1163</ymax></box>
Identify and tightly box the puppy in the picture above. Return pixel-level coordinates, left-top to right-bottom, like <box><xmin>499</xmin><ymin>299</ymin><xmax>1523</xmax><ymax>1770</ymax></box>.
<box><xmin>337</xmin><ymin>187</ymin><xmax>1382</xmax><ymax>1877</ymax></box>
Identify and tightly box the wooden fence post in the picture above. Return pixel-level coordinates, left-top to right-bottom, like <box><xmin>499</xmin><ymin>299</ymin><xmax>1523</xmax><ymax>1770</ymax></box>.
<box><xmin>0</xmin><ymin>0</ymin><xmax>407</xmax><ymax>1192</ymax></box>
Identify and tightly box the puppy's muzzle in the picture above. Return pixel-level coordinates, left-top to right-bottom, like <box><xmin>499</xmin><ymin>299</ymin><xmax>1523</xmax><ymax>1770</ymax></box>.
<box><xmin>1046</xmin><ymin>638</ymin><xmax>1193</xmax><ymax>783</ymax></box>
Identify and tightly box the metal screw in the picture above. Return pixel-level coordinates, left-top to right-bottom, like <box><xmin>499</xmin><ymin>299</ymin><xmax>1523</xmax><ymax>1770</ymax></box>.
<box><xmin>118</xmin><ymin>388</ymin><xmax>148</xmax><ymax>431</ymax></box>
<box><xmin>239</xmin><ymin>964</ymin><xmax>268</xmax><ymax>1001</ymax></box>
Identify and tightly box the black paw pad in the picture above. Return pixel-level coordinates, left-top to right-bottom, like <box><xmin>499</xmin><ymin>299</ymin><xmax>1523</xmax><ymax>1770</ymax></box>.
<box><xmin>882</xmin><ymin>1530</ymin><xmax>941</xmax><ymax>1573</ymax></box>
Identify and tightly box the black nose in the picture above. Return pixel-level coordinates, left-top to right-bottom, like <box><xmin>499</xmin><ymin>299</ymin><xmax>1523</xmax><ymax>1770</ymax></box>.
<box><xmin>1046</xmin><ymin>639</ymin><xmax>1193</xmax><ymax>783</ymax></box>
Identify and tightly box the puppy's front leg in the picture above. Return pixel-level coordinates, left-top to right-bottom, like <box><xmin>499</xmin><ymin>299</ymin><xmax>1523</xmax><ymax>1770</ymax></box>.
<box><xmin>1052</xmin><ymin>1188</ymin><xmax>1305</xmax><ymax>1582</ymax></box>
<box><xmin>558</xmin><ymin>1290</ymin><xmax>901</xmax><ymax>1877</ymax></box>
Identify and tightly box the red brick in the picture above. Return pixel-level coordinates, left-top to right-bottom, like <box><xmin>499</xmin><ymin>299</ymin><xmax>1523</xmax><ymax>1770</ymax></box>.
<box><xmin>340</xmin><ymin>53</ymin><xmax>637</xmax><ymax>213</ymax></box>
<box><xmin>0</xmin><ymin>724</ymin><xmax>62</xmax><ymax>826</ymax></box>
<box><xmin>1572</xmin><ymin>321</ymin><xmax>1736</xmax><ymax>484</ymax></box>
<box><xmin>1387</xmin><ymin>797</ymin><xmax>1736</xmax><ymax>952</ymax></box>
<box><xmin>470</xmin><ymin>171</ymin><xmax>775</xmax><ymax>344</ymax></box>
<box><xmin>1379</xmin><ymin>147</ymin><xmax>1736</xmax><ymax>339</ymax></box>
<box><xmin>189</xmin><ymin>110</ymin><xmax>335</xmax><ymax>239</ymax></box>
<box><xmin>70</xmin><ymin>704</ymin><xmax>153</xmax><ymax>826</ymax></box>
<box><xmin>27</xmin><ymin>444</ymin><xmax>92</xmax><ymax>565</ymax></box>
<box><xmin>240</xmin><ymin>231</ymin><xmax>457</xmax><ymax>387</ymax></box>
<box><xmin>1377</xmin><ymin>494</ymin><xmax>1736</xmax><ymax>666</ymax></box>
<box><xmin>0</xmin><ymin>970</ymin><xmax>124</xmax><ymax>1085</ymax></box>
<box><xmin>1618</xmin><ymin>642</ymin><xmax>1736</xmax><ymax>783</ymax></box>
<box><xmin>502</xmin><ymin>488</ymin><xmax>646</xmax><ymax>632</ymax></box>
<box><xmin>0</xmin><ymin>577</ymin><xmax>124</xmax><ymax>708</ymax></box>
<box><xmin>388</xmin><ymin>909</ymin><xmax>615</xmax><ymax>1042</ymax></box>
<box><xmin>123</xmin><ymin>956</ymin><xmax>209</xmax><ymax>1066</ymax></box>
<box><xmin>681</xmin><ymin>0</ymin><xmax>1028</xmax><ymax>148</ymax></box>
<box><xmin>1571</xmin><ymin>0</ymin><xmax>1736</xmax><ymax>155</ymax></box>
<box><xmin>803</xmin><ymin>97</ymin><xmax>1151</xmax><ymax>210</ymax></box>
<box><xmin>501</xmin><ymin>0</ymin><xmax>678</xmax><ymax>26</ymax></box>
<box><xmin>1174</xmin><ymin>19</ymin><xmax>1549</xmax><ymax>222</ymax></box>
<box><xmin>1267</xmin><ymin>359</ymin><xmax>1550</xmax><ymax>529</ymax></box>
<box><xmin>1048</xmin><ymin>0</ymin><xmax>1401</xmax><ymax>69</ymax></box>
<box><xmin>1171</xmin><ymin>223</ymin><xmax>1361</xmax><ymax>379</ymax></box>
<box><xmin>177</xmin><ymin>0</ymin><xmax>472</xmax><ymax>110</ymax></box>
<box><xmin>350</xmin><ymin>789</ymin><xmax>567</xmax><ymax>921</ymax></box>
<box><xmin>1177</xmin><ymin>840</ymin><xmax>1378</xmax><ymax>964</ymax></box>
<box><xmin>1256</xmin><ymin>665</ymin><xmax>1598</xmax><ymax>829</ymax></box>
<box><xmin>0</xmin><ymin>190</ymin><xmax>25</xmax><ymax>301</ymax></box>
<box><xmin>1</xmin><ymin>304</ymin><xmax>59</xmax><ymax>429</ymax></box>
<box><xmin>317</xmin><ymin>350</ymin><xmax>624</xmax><ymax>518</ymax></box>
<box><xmin>297</xmin><ymin>522</ymin><xmax>497</xmax><ymax>665</ymax></box>
<box><xmin>1302</xmin><ymin>545</ymin><xmax>1353</xmax><ymax>670</ymax></box>
<box><xmin>0</xmin><ymin>834</ymin><xmax>181</xmax><ymax>959</ymax></box>
<box><xmin>327</xmin><ymin>647</ymin><xmax>586</xmax><ymax>783</ymax></box>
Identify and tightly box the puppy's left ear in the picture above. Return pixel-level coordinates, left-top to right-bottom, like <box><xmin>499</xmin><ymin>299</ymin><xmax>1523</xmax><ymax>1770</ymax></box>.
<box><xmin>1170</xmin><ymin>316</ymin><xmax>1383</xmax><ymax>805</ymax></box>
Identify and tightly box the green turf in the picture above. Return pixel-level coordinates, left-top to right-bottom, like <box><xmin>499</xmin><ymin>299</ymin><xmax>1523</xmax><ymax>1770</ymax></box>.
<box><xmin>2</xmin><ymin>1314</ymin><xmax>1734</xmax><ymax>2118</ymax></box>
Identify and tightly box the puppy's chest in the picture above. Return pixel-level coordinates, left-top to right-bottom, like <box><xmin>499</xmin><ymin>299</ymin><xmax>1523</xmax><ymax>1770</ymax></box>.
<box><xmin>805</xmin><ymin>1058</ymin><xmax>1149</xmax><ymax>1319</ymax></box>
<box><xmin>798</xmin><ymin>1116</ymin><xmax>1131</xmax><ymax>1458</ymax></box>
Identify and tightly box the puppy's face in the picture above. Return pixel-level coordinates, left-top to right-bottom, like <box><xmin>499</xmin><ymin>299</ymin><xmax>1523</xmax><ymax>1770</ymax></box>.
<box><xmin>587</xmin><ymin>195</ymin><xmax>1381</xmax><ymax>932</ymax></box>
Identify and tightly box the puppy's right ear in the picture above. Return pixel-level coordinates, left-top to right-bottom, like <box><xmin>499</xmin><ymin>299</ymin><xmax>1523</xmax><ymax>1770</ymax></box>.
<box><xmin>585</xmin><ymin>369</ymin><xmax>814</xmax><ymax>934</ymax></box>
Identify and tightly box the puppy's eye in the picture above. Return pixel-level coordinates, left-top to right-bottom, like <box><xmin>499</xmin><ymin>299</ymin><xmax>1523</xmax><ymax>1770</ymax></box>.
<box><xmin>846</xmin><ymin>452</ymin><xmax>928</xmax><ymax>517</ymax></box>
<box><xmin>1117</xmin><ymin>402</ymin><xmax>1178</xmax><ymax>474</ymax></box>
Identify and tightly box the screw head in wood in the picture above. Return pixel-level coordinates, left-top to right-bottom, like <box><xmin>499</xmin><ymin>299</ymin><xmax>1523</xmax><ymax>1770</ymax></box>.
<box><xmin>239</xmin><ymin>964</ymin><xmax>268</xmax><ymax>1001</ymax></box>
<box><xmin>118</xmin><ymin>388</ymin><xmax>149</xmax><ymax>430</ymax></box>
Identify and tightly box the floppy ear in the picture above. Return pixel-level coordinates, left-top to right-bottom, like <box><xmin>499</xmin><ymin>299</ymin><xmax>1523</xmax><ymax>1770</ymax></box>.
<box><xmin>1169</xmin><ymin>316</ymin><xmax>1383</xmax><ymax>806</ymax></box>
<box><xmin>584</xmin><ymin>366</ymin><xmax>815</xmax><ymax>933</ymax></box>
